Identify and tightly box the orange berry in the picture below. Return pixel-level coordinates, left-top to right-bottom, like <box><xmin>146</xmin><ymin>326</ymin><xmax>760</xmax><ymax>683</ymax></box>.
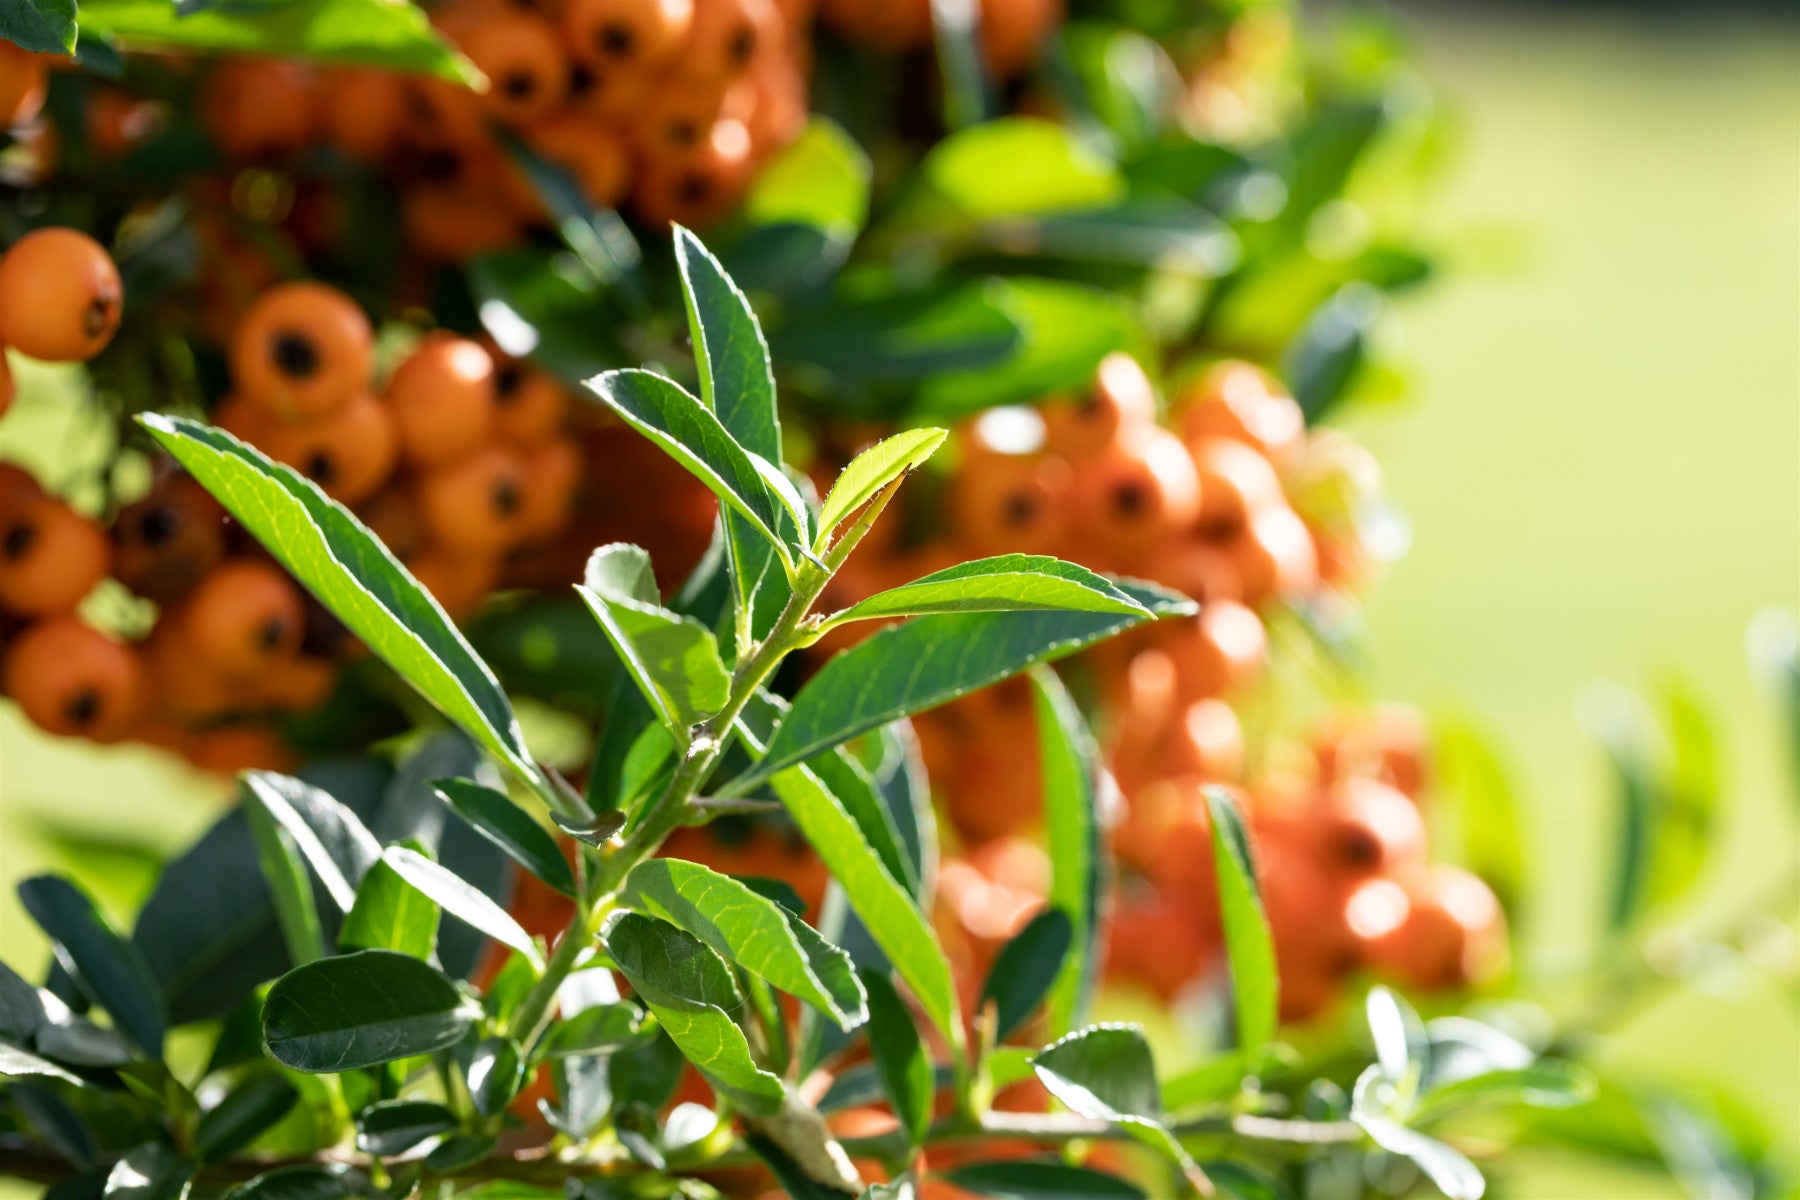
<box><xmin>0</xmin><ymin>42</ymin><xmax>47</xmax><ymax>129</ymax></box>
<box><xmin>185</xmin><ymin>724</ymin><xmax>297</xmax><ymax>776</ymax></box>
<box><xmin>401</xmin><ymin>185</ymin><xmax>525</xmax><ymax>262</ymax></box>
<box><xmin>0</xmin><ymin>494</ymin><xmax>111</xmax><ymax>616</ymax></box>
<box><xmin>253</xmin><ymin>653</ymin><xmax>338</xmax><ymax>712</ymax></box>
<box><xmin>318</xmin><ymin>68</ymin><xmax>408</xmax><ymax>162</ymax></box>
<box><xmin>1165</xmin><ymin>599</ymin><xmax>1266</xmax><ymax>700</ymax></box>
<box><xmin>1229</xmin><ymin>504</ymin><xmax>1318</xmax><ymax>605</ymax></box>
<box><xmin>180</xmin><ymin>560</ymin><xmax>305</xmax><ymax>677</ymax></box>
<box><xmin>524</xmin><ymin>113</ymin><xmax>632</xmax><ymax>208</ymax></box>
<box><xmin>1314</xmin><ymin>776</ymin><xmax>1427</xmax><ymax>879</ymax></box>
<box><xmin>141</xmin><ymin>618</ymin><xmax>240</xmax><ymax>723</ymax></box>
<box><xmin>677</xmin><ymin>0</ymin><xmax>780</xmax><ymax>83</ymax></box>
<box><xmin>357</xmin><ymin>488</ymin><xmax>427</xmax><ymax>565</ymax></box>
<box><xmin>744</xmin><ymin>57</ymin><xmax>807</xmax><ymax>156</ymax></box>
<box><xmin>387</xmin><ymin>334</ymin><xmax>499</xmax><ymax>467</ymax></box>
<box><xmin>632</xmin><ymin>118</ymin><xmax>757</xmax><ymax>229</ymax></box>
<box><xmin>1178</xmin><ymin>360</ymin><xmax>1305</xmax><ymax>463</ymax></box>
<box><xmin>1068</xmin><ymin>426</ymin><xmax>1201</xmax><ymax>559</ymax></box>
<box><xmin>1140</xmin><ymin>538</ymin><xmax>1242</xmax><ymax>607</ymax></box>
<box><xmin>231</xmin><ymin>283</ymin><xmax>373</xmax><ymax>421</ymax></box>
<box><xmin>637</xmin><ymin>79</ymin><xmax>753</xmax><ymax>154</ymax></box>
<box><xmin>491</xmin><ymin>358</ymin><xmax>569</xmax><ymax>443</ymax></box>
<box><xmin>258</xmin><ymin>391</ymin><xmax>399</xmax><ymax>505</ymax></box>
<box><xmin>3</xmin><ymin>616</ymin><xmax>146</xmax><ymax>741</ymax></box>
<box><xmin>1192</xmin><ymin>437</ymin><xmax>1282</xmax><ymax>540</ymax></box>
<box><xmin>514</xmin><ymin>435</ymin><xmax>583</xmax><ymax>542</ymax></box>
<box><xmin>0</xmin><ymin>228</ymin><xmax>123</xmax><ymax>363</ymax></box>
<box><xmin>200</xmin><ymin>59</ymin><xmax>317</xmax><ymax>160</ymax></box>
<box><xmin>818</xmin><ymin>0</ymin><xmax>931</xmax><ymax>49</ymax></box>
<box><xmin>1041</xmin><ymin>352</ymin><xmax>1156</xmax><ymax>460</ymax></box>
<box><xmin>947</xmin><ymin>453</ymin><xmax>1071</xmax><ymax>557</ymax></box>
<box><xmin>564</xmin><ymin>0</ymin><xmax>693</xmax><ymax>70</ymax></box>
<box><xmin>458</xmin><ymin>10</ymin><xmax>568</xmax><ymax>124</ymax></box>
<box><xmin>979</xmin><ymin>0</ymin><xmax>1061</xmax><ymax>77</ymax></box>
<box><xmin>1356</xmin><ymin>866</ymin><xmax>1508</xmax><ymax>990</ymax></box>
<box><xmin>413</xmin><ymin>446</ymin><xmax>529</xmax><ymax>555</ymax></box>
<box><xmin>112</xmin><ymin>476</ymin><xmax>227</xmax><ymax>605</ymax></box>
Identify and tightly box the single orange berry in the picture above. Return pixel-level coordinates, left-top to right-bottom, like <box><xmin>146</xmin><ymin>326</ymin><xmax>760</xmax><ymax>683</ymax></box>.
<box><xmin>564</xmin><ymin>0</ymin><xmax>694</xmax><ymax>70</ymax></box>
<box><xmin>112</xmin><ymin>476</ymin><xmax>227</xmax><ymax>605</ymax></box>
<box><xmin>413</xmin><ymin>447</ymin><xmax>529</xmax><ymax>556</ymax></box>
<box><xmin>387</xmin><ymin>333</ymin><xmax>499</xmax><ymax>468</ymax></box>
<box><xmin>231</xmin><ymin>283</ymin><xmax>373</xmax><ymax>421</ymax></box>
<box><xmin>491</xmin><ymin>357</ymin><xmax>569</xmax><ymax>443</ymax></box>
<box><xmin>0</xmin><ymin>493</ymin><xmax>111</xmax><ymax>616</ymax></box>
<box><xmin>457</xmin><ymin>10</ymin><xmax>569</xmax><ymax>124</ymax></box>
<box><xmin>180</xmin><ymin>560</ymin><xmax>305</xmax><ymax>677</ymax></box>
<box><xmin>2</xmin><ymin>615</ymin><xmax>146</xmax><ymax>741</ymax></box>
<box><xmin>0</xmin><ymin>228</ymin><xmax>123</xmax><ymax>363</ymax></box>
<box><xmin>258</xmin><ymin>391</ymin><xmax>399</xmax><ymax>505</ymax></box>
<box><xmin>0</xmin><ymin>41</ymin><xmax>47</xmax><ymax>129</ymax></box>
<box><xmin>1042</xmin><ymin>352</ymin><xmax>1156</xmax><ymax>460</ymax></box>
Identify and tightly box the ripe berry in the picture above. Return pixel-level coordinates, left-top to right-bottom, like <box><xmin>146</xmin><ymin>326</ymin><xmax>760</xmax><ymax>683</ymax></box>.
<box><xmin>1179</xmin><ymin>360</ymin><xmax>1305</xmax><ymax>463</ymax></box>
<box><xmin>1068</xmin><ymin>426</ymin><xmax>1202</xmax><ymax>559</ymax></box>
<box><xmin>678</xmin><ymin>0</ymin><xmax>779</xmax><ymax>82</ymax></box>
<box><xmin>180</xmin><ymin>560</ymin><xmax>305</xmax><ymax>677</ymax></box>
<box><xmin>112</xmin><ymin>476</ymin><xmax>227</xmax><ymax>605</ymax></box>
<box><xmin>0</xmin><ymin>41</ymin><xmax>47</xmax><ymax>129</ymax></box>
<box><xmin>259</xmin><ymin>391</ymin><xmax>399</xmax><ymax>505</ymax></box>
<box><xmin>1166</xmin><ymin>599</ymin><xmax>1266</xmax><ymax>700</ymax></box>
<box><xmin>185</xmin><ymin>724</ymin><xmax>297</xmax><ymax>776</ymax></box>
<box><xmin>1042</xmin><ymin>352</ymin><xmax>1157</xmax><ymax>460</ymax></box>
<box><xmin>319</xmin><ymin>68</ymin><xmax>407</xmax><ymax>162</ymax></box>
<box><xmin>564</xmin><ymin>0</ymin><xmax>694</xmax><ymax>70</ymax></box>
<box><xmin>947</xmin><ymin>453</ymin><xmax>1071</xmax><ymax>557</ymax></box>
<box><xmin>387</xmin><ymin>333</ymin><xmax>499</xmax><ymax>467</ymax></box>
<box><xmin>491</xmin><ymin>357</ymin><xmax>569</xmax><ymax>443</ymax></box>
<box><xmin>200</xmin><ymin>59</ymin><xmax>318</xmax><ymax>160</ymax></box>
<box><xmin>1357</xmin><ymin>866</ymin><xmax>1508</xmax><ymax>990</ymax></box>
<box><xmin>409</xmin><ymin>549</ymin><xmax>501</xmax><ymax>621</ymax></box>
<box><xmin>231</xmin><ymin>283</ymin><xmax>373</xmax><ymax>420</ymax></box>
<box><xmin>980</xmin><ymin>0</ymin><xmax>1062</xmax><ymax>77</ymax></box>
<box><xmin>1192</xmin><ymin>436</ymin><xmax>1282</xmax><ymax>540</ymax></box>
<box><xmin>1230</xmin><ymin>503</ymin><xmax>1318</xmax><ymax>604</ymax></box>
<box><xmin>525</xmin><ymin>113</ymin><xmax>631</xmax><ymax>208</ymax></box>
<box><xmin>413</xmin><ymin>446</ymin><xmax>529</xmax><ymax>556</ymax></box>
<box><xmin>457</xmin><ymin>10</ymin><xmax>568</xmax><ymax>125</ymax></box>
<box><xmin>633</xmin><ymin>119</ymin><xmax>757</xmax><ymax>229</ymax></box>
<box><xmin>514</xmin><ymin>435</ymin><xmax>583</xmax><ymax>542</ymax></box>
<box><xmin>0</xmin><ymin>494</ymin><xmax>111</xmax><ymax>616</ymax></box>
<box><xmin>401</xmin><ymin>185</ymin><xmax>525</xmax><ymax>262</ymax></box>
<box><xmin>3</xmin><ymin>616</ymin><xmax>146</xmax><ymax>741</ymax></box>
<box><xmin>0</xmin><ymin>228</ymin><xmax>124</xmax><ymax>363</ymax></box>
<box><xmin>1314</xmin><ymin>776</ymin><xmax>1428</xmax><ymax>878</ymax></box>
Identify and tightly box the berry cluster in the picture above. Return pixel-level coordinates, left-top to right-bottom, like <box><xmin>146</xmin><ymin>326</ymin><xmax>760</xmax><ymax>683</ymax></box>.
<box><xmin>198</xmin><ymin>0</ymin><xmax>812</xmax><ymax>254</ymax></box>
<box><xmin>818</xmin><ymin>0</ymin><xmax>1062</xmax><ymax>80</ymax></box>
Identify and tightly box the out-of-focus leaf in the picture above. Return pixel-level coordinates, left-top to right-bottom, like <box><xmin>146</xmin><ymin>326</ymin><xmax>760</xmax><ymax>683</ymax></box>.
<box><xmin>1031</xmin><ymin>669</ymin><xmax>1103</xmax><ymax>1037</ymax></box>
<box><xmin>468</xmin><ymin>249</ymin><xmax>629</xmax><ymax>386</ymax></box>
<box><xmin>0</xmin><ymin>1042</ymin><xmax>82</xmax><ymax>1084</ymax></box>
<box><xmin>242</xmin><ymin>795</ymin><xmax>325</xmax><ymax>969</ymax></box>
<box><xmin>860</xmin><ymin>967</ymin><xmax>932</xmax><ymax>1152</ymax></box>
<box><xmin>18</xmin><ymin>875</ymin><xmax>166</xmax><ymax>1058</ymax></box>
<box><xmin>1648</xmin><ymin>678</ymin><xmax>1720</xmax><ymax>908</ymax></box>
<box><xmin>1350</xmin><ymin>1066</ymin><xmax>1485</xmax><ymax>1200</ymax></box>
<box><xmin>1</xmin><ymin>0</ymin><xmax>76</xmax><ymax>54</ymax></box>
<box><xmin>10</xmin><ymin>1082</ymin><xmax>95</xmax><ymax>1168</ymax></box>
<box><xmin>103</xmin><ymin>1142</ymin><xmax>193</xmax><ymax>1200</ymax></box>
<box><xmin>355</xmin><ymin>1099</ymin><xmax>458</xmax><ymax>1157</ymax></box>
<box><xmin>744</xmin><ymin>119</ymin><xmax>872</xmax><ymax>239</ymax></box>
<box><xmin>978</xmin><ymin>908</ymin><xmax>1072</xmax><ymax>1041</ymax></box>
<box><xmin>218</xmin><ymin>1165</ymin><xmax>360</xmax><ymax>1200</ymax></box>
<box><xmin>914</xmin><ymin>118</ymin><xmax>1123</xmax><ymax>219</ymax></box>
<box><xmin>1204</xmin><ymin>787</ymin><xmax>1277</xmax><ymax>1052</ymax></box>
<box><xmin>1031</xmin><ymin>1024</ymin><xmax>1203</xmax><ymax>1188</ymax></box>
<box><xmin>467</xmin><ymin>1037</ymin><xmax>523</xmax><ymax>1117</ymax></box>
<box><xmin>935</xmin><ymin>1159</ymin><xmax>1147</xmax><ymax>1199</ymax></box>
<box><xmin>1414</xmin><ymin>1063</ymin><xmax>1597</xmax><ymax>1125</ymax></box>
<box><xmin>1432</xmin><ymin>719</ymin><xmax>1525</xmax><ymax>913</ymax></box>
<box><xmin>771</xmin><ymin>282</ymin><xmax>1022</xmax><ymax>390</ymax></box>
<box><xmin>195</xmin><ymin>1075</ymin><xmax>298</xmax><ymax>1162</ymax></box>
<box><xmin>1283</xmin><ymin>282</ymin><xmax>1382</xmax><ymax>423</ymax></box>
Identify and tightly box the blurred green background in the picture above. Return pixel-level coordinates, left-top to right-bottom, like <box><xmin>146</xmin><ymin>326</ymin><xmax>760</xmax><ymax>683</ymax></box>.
<box><xmin>2</xmin><ymin>4</ymin><xmax>1796</xmax><ymax>1193</ymax></box>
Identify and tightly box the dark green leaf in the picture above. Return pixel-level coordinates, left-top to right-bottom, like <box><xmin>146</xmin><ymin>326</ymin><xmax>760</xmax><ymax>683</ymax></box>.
<box><xmin>261</xmin><ymin>950</ymin><xmax>478</xmax><ymax>1072</ymax></box>
<box><xmin>242</xmin><ymin>771</ymin><xmax>382</xmax><ymax>911</ymax></box>
<box><xmin>380</xmin><ymin>847</ymin><xmax>542</xmax><ymax>969</ymax></box>
<box><xmin>468</xmin><ymin>249</ymin><xmax>628</xmax><ymax>386</ymax></box>
<box><xmin>195</xmin><ymin>1075</ymin><xmax>298</xmax><ymax>1162</ymax></box>
<box><xmin>1283</xmin><ymin>283</ymin><xmax>1381</xmax><ymax>423</ymax></box>
<box><xmin>18</xmin><ymin>875</ymin><xmax>166</xmax><ymax>1058</ymax></box>
<box><xmin>859</xmin><ymin>968</ymin><xmax>931</xmax><ymax>1151</ymax></box>
<box><xmin>0</xmin><ymin>961</ymin><xmax>47</xmax><ymax>1044</ymax></box>
<box><xmin>103</xmin><ymin>1143</ymin><xmax>193</xmax><ymax>1200</ymax></box>
<box><xmin>542</xmin><ymin>1004</ymin><xmax>644</xmax><ymax>1057</ymax></box>
<box><xmin>76</xmin><ymin>0</ymin><xmax>476</xmax><ymax>82</ymax></box>
<box><xmin>979</xmin><ymin>908</ymin><xmax>1071</xmax><ymax>1041</ymax></box>
<box><xmin>432</xmin><ymin>780</ymin><xmax>575</xmax><ymax>898</ymax></box>
<box><xmin>745</xmin><ymin>1137</ymin><xmax>858</xmax><ymax>1200</ymax></box>
<box><xmin>1</xmin><ymin>0</ymin><xmax>76</xmax><ymax>54</ymax></box>
<box><xmin>1032</xmin><ymin>1024</ymin><xmax>1200</xmax><ymax>1187</ymax></box>
<box><xmin>552</xmin><ymin>811</ymin><xmax>627</xmax><ymax>848</ymax></box>
<box><xmin>9</xmin><ymin>1082</ymin><xmax>95</xmax><ymax>1168</ymax></box>
<box><xmin>936</xmin><ymin>1160</ymin><xmax>1147</xmax><ymax>1199</ymax></box>
<box><xmin>1204</xmin><ymin>786</ymin><xmax>1277</xmax><ymax>1051</ymax></box>
<box><xmin>601</xmin><ymin>911</ymin><xmax>786</xmax><ymax>1116</ymax></box>
<box><xmin>1031</xmin><ymin>669</ymin><xmax>1102</xmax><ymax>1037</ymax></box>
<box><xmin>771</xmin><ymin>282</ymin><xmax>1022</xmax><ymax>390</ymax></box>
<box><xmin>339</xmin><ymin>843</ymin><xmax>438</xmax><ymax>960</ymax></box>
<box><xmin>138</xmin><ymin>416</ymin><xmax>544</xmax><ymax>798</ymax></box>
<box><xmin>582</xmin><ymin>370</ymin><xmax>798</xmax><ymax>562</ymax></box>
<box><xmin>220</xmin><ymin>1166</ymin><xmax>359</xmax><ymax>1200</ymax></box>
<box><xmin>673</xmin><ymin>225</ymin><xmax>781</xmax><ymax>463</ymax></box>
<box><xmin>424</xmin><ymin>1133</ymin><xmax>497</xmax><ymax>1173</ymax></box>
<box><xmin>621</xmin><ymin>859</ymin><xmax>865</xmax><ymax>1028</ymax></box>
<box><xmin>0</xmin><ymin>1041</ymin><xmax>82</xmax><ymax>1084</ymax></box>
<box><xmin>355</xmin><ymin>1099</ymin><xmax>458</xmax><ymax>1157</ymax></box>
<box><xmin>242</xmin><ymin>792</ymin><xmax>326</xmax><ymax>969</ymax></box>
<box><xmin>830</xmin><ymin>554</ymin><xmax>1147</xmax><ymax>626</ymax></box>
<box><xmin>1200</xmin><ymin>1162</ymin><xmax>1288</xmax><ymax>1200</ymax></box>
<box><xmin>467</xmin><ymin>1037</ymin><xmax>523</xmax><ymax>1117</ymax></box>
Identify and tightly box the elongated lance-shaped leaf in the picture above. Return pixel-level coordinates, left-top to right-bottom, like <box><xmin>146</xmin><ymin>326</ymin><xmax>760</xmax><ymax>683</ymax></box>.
<box><xmin>433</xmin><ymin>780</ymin><xmax>576</xmax><ymax>898</ymax></box>
<box><xmin>737</xmin><ymin>725</ymin><xmax>959</xmax><ymax>1046</ymax></box>
<box><xmin>827</xmin><ymin>554</ymin><xmax>1150</xmax><ymax>627</ymax></box>
<box><xmin>621</xmin><ymin>859</ymin><xmax>866</xmax><ymax>1029</ymax></box>
<box><xmin>18</xmin><ymin>875</ymin><xmax>166</xmax><ymax>1059</ymax></box>
<box><xmin>138</xmin><ymin>416</ymin><xmax>546</xmax><ymax>800</ymax></box>
<box><xmin>1204</xmin><ymin>786</ymin><xmax>1277</xmax><ymax>1051</ymax></box>
<box><xmin>979</xmin><ymin>908</ymin><xmax>1072</xmax><ymax>1041</ymax></box>
<box><xmin>1031</xmin><ymin>668</ymin><xmax>1104</xmax><ymax>1036</ymax></box>
<box><xmin>0</xmin><ymin>1043</ymin><xmax>81</xmax><ymax>1085</ymax></box>
<box><xmin>1032</xmin><ymin>1023</ymin><xmax>1207</xmax><ymax>1192</ymax></box>
<box><xmin>815</xmin><ymin>427</ymin><xmax>947</xmax><ymax>544</ymax></box>
<box><xmin>739</xmin><ymin>580</ymin><xmax>1186</xmax><ymax>788</ymax></box>
<box><xmin>673</xmin><ymin>225</ymin><xmax>781</xmax><ymax>463</ymax></box>
<box><xmin>104</xmin><ymin>1141</ymin><xmax>194</xmax><ymax>1200</ymax></box>
<box><xmin>582</xmin><ymin>370</ymin><xmax>798</xmax><ymax>565</ymax></box>
<box><xmin>380</xmin><ymin>847</ymin><xmax>543</xmax><ymax>970</ymax></box>
<box><xmin>261</xmin><ymin>950</ymin><xmax>478</xmax><ymax>1072</ymax></box>
<box><xmin>339</xmin><ymin>840</ymin><xmax>438</xmax><ymax>960</ymax></box>
<box><xmin>602</xmin><ymin>911</ymin><xmax>786</xmax><ymax>1116</ymax></box>
<box><xmin>859</xmin><ymin>967</ymin><xmax>931</xmax><ymax>1151</ymax></box>
<box><xmin>578</xmin><ymin>581</ymin><xmax>729</xmax><ymax>736</ymax></box>
<box><xmin>241</xmin><ymin>771</ymin><xmax>381</xmax><ymax>912</ymax></box>
<box><xmin>194</xmin><ymin>1075</ymin><xmax>299</xmax><ymax>1162</ymax></box>
<box><xmin>241</xmin><ymin>798</ymin><xmax>325</xmax><ymax>968</ymax></box>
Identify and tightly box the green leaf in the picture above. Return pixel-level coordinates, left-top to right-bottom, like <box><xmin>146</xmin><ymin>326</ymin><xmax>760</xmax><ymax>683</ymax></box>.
<box><xmin>1031</xmin><ymin>669</ymin><xmax>1102</xmax><ymax>1038</ymax></box>
<box><xmin>770</xmin><ymin>282</ymin><xmax>1022</xmax><ymax>391</ymax></box>
<box><xmin>0</xmin><ymin>961</ymin><xmax>45</xmax><ymax>1044</ymax></box>
<box><xmin>433</xmin><ymin>780</ymin><xmax>576</xmax><ymax>899</ymax></box>
<box><xmin>744</xmin><ymin>590</ymin><xmax>1179</xmax><ymax>786</ymax></box>
<box><xmin>1649</xmin><ymin>678</ymin><xmax>1720</xmax><ymax>908</ymax></box>
<box><xmin>1283</xmin><ymin>283</ymin><xmax>1380</xmax><ymax>423</ymax></box>
<box><xmin>1414</xmin><ymin>1063</ymin><xmax>1598</xmax><ymax>1125</ymax></box>
<box><xmin>673</xmin><ymin>226</ymin><xmax>781</xmax><ymax>463</ymax></box>
<box><xmin>467</xmin><ymin>1037</ymin><xmax>524</xmax><ymax>1117</ymax></box>
<box><xmin>829</xmin><ymin>554</ymin><xmax>1148</xmax><ymax>626</ymax></box>
<box><xmin>242</xmin><ymin>771</ymin><xmax>381</xmax><ymax>912</ymax></box>
<box><xmin>195</xmin><ymin>1075</ymin><xmax>298</xmax><ymax>1162</ymax></box>
<box><xmin>18</xmin><ymin>875</ymin><xmax>166</xmax><ymax>1058</ymax></box>
<box><xmin>1204</xmin><ymin>786</ymin><xmax>1277</xmax><ymax>1052</ymax></box>
<box><xmin>380</xmin><ymin>847</ymin><xmax>543</xmax><ymax>970</ymax></box>
<box><xmin>979</xmin><ymin>909</ymin><xmax>1071</xmax><ymax>1041</ymax></box>
<box><xmin>1350</xmin><ymin>1066</ymin><xmax>1486</xmax><ymax>1200</ymax></box>
<box><xmin>815</xmin><ymin>428</ymin><xmax>948</xmax><ymax>543</ymax></box>
<box><xmin>859</xmin><ymin>968</ymin><xmax>931</xmax><ymax>1151</ymax></box>
<box><xmin>738</xmin><ymin>724</ymin><xmax>959</xmax><ymax>1047</ymax></box>
<box><xmin>1</xmin><ymin>0</ymin><xmax>76</xmax><ymax>54</ymax></box>
<box><xmin>104</xmin><ymin>1142</ymin><xmax>194</xmax><ymax>1200</ymax></box>
<box><xmin>582</xmin><ymin>370</ymin><xmax>797</xmax><ymax>564</ymax></box>
<box><xmin>10</xmin><ymin>1081</ymin><xmax>95</xmax><ymax>1167</ymax></box>
<box><xmin>578</xmin><ymin>548</ymin><xmax>730</xmax><ymax>735</ymax></box>
<box><xmin>219</xmin><ymin>1165</ymin><xmax>359</xmax><ymax>1200</ymax></box>
<box><xmin>242</xmin><ymin>797</ymin><xmax>325</xmax><ymax>969</ymax></box>
<box><xmin>77</xmin><ymin>0</ymin><xmax>477</xmax><ymax>83</ymax></box>
<box><xmin>339</xmin><ymin>843</ymin><xmax>438</xmax><ymax>960</ymax></box>
<box><xmin>138</xmin><ymin>416</ymin><xmax>543</xmax><ymax>798</ymax></box>
<box><xmin>0</xmin><ymin>1041</ymin><xmax>82</xmax><ymax>1084</ymax></box>
<box><xmin>1432</xmin><ymin>720</ymin><xmax>1525</xmax><ymax>913</ymax></box>
<box><xmin>355</xmin><ymin>1099</ymin><xmax>458</xmax><ymax>1157</ymax></box>
<box><xmin>541</xmin><ymin>1004</ymin><xmax>645</xmax><ymax>1056</ymax></box>
<box><xmin>261</xmin><ymin>949</ymin><xmax>479</xmax><ymax>1072</ymax></box>
<box><xmin>621</xmin><ymin>859</ymin><xmax>866</xmax><ymax>1028</ymax></box>
<box><xmin>745</xmin><ymin>119</ymin><xmax>872</xmax><ymax>237</ymax></box>
<box><xmin>1032</xmin><ymin>1024</ymin><xmax>1203</xmax><ymax>1190</ymax></box>
<box><xmin>602</xmin><ymin>911</ymin><xmax>786</xmax><ymax>1116</ymax></box>
<box><xmin>935</xmin><ymin>1160</ymin><xmax>1147</xmax><ymax>1199</ymax></box>
<box><xmin>916</xmin><ymin>118</ymin><xmax>1123</xmax><ymax>219</ymax></box>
